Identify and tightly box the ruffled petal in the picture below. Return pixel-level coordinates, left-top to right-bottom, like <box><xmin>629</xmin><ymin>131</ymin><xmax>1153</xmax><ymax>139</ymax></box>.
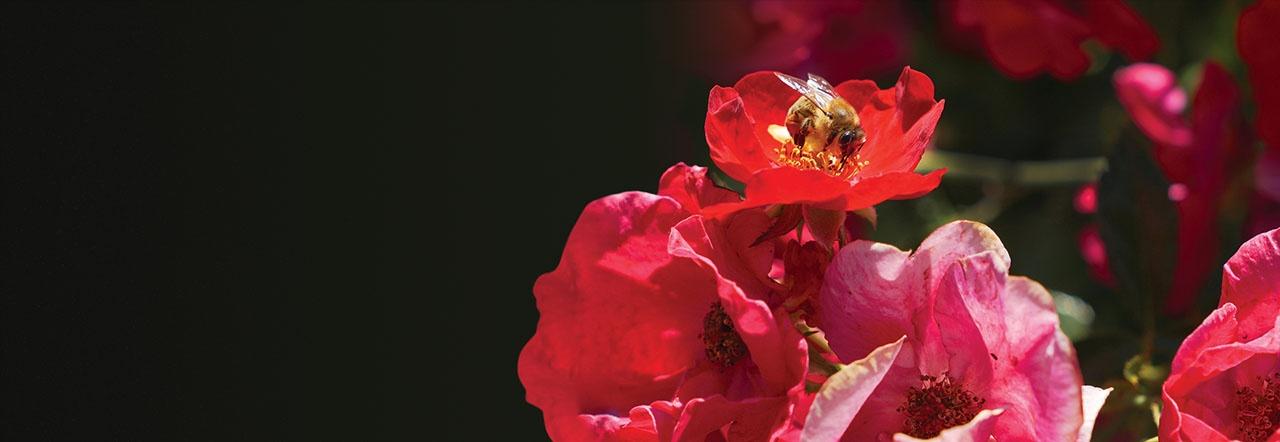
<box><xmin>670</xmin><ymin>394</ymin><xmax>788</xmax><ymax>442</ymax></box>
<box><xmin>1221</xmin><ymin>227</ymin><xmax>1280</xmax><ymax>338</ymax></box>
<box><xmin>668</xmin><ymin>215</ymin><xmax>807</xmax><ymax>408</ymax></box>
<box><xmin>836</xmin><ymin>67</ymin><xmax>945</xmax><ymax>177</ymax></box>
<box><xmin>816</xmin><ymin>240</ymin><xmax>916</xmax><ymax>362</ymax></box>
<box><xmin>912</xmin><ymin>221</ymin><xmax>1011</xmax><ymax>292</ymax></box>
<box><xmin>706</xmin><ymin>85</ymin><xmax>775</xmax><ymax>182</ymax></box>
<box><xmin>988</xmin><ymin>277</ymin><xmax>1085</xmax><ymax>441</ymax></box>
<box><xmin>657</xmin><ymin>163</ymin><xmax>741</xmax><ymax>215</ymax></box>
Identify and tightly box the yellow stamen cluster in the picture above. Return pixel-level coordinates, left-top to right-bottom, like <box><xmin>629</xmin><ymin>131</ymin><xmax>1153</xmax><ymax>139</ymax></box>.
<box><xmin>767</xmin><ymin>124</ymin><xmax>868</xmax><ymax>180</ymax></box>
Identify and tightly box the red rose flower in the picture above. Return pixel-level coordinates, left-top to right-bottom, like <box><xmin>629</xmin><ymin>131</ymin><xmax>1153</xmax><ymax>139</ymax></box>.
<box><xmin>518</xmin><ymin>165</ymin><xmax>806</xmax><ymax>441</ymax></box>
<box><xmin>941</xmin><ymin>0</ymin><xmax>1158</xmax><ymax>81</ymax></box>
<box><xmin>804</xmin><ymin>221</ymin><xmax>1108</xmax><ymax>441</ymax></box>
<box><xmin>1113</xmin><ymin>62</ymin><xmax>1243</xmax><ymax>315</ymax></box>
<box><xmin>1160</xmin><ymin>227</ymin><xmax>1280</xmax><ymax>442</ymax></box>
<box><xmin>702</xmin><ymin>67</ymin><xmax>946</xmax><ymax>220</ymax></box>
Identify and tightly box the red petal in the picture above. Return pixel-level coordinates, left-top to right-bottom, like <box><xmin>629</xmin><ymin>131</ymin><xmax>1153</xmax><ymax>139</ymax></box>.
<box><xmin>671</xmin><ymin>395</ymin><xmax>789</xmax><ymax>442</ymax></box>
<box><xmin>519</xmin><ymin>193</ymin><xmax>711</xmax><ymax>438</ymax></box>
<box><xmin>837</xmin><ymin>67</ymin><xmax>945</xmax><ymax>177</ymax></box>
<box><xmin>1083</xmin><ymin>0</ymin><xmax>1160</xmax><ymax>61</ymax></box>
<box><xmin>733</xmin><ymin>71</ymin><xmax>803</xmax><ymax>130</ymax></box>
<box><xmin>700</xmin><ymin>169</ymin><xmax>945</xmax><ymax>219</ymax></box>
<box><xmin>841</xmin><ymin>169</ymin><xmax>946</xmax><ymax>211</ymax></box>
<box><xmin>669</xmin><ymin>217</ymin><xmax>808</xmax><ymax>394</ymax></box>
<box><xmin>706</xmin><ymin>85</ymin><xmax>774</xmax><ymax>183</ymax></box>
<box><xmin>701</xmin><ymin>168</ymin><xmax>852</xmax><ymax>218</ymax></box>
<box><xmin>657</xmin><ymin>163</ymin><xmax>741</xmax><ymax>215</ymax></box>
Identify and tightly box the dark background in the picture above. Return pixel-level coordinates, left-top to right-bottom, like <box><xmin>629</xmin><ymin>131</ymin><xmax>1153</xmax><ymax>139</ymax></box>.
<box><xmin>3</xmin><ymin>2</ymin><xmax>691</xmax><ymax>439</ymax></box>
<box><xmin>1</xmin><ymin>1</ymin><xmax>1243</xmax><ymax>440</ymax></box>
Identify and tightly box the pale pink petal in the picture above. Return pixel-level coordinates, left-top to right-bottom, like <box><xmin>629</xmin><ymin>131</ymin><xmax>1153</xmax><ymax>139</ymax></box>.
<box><xmin>801</xmin><ymin>337</ymin><xmax>908</xmax><ymax>442</ymax></box>
<box><xmin>988</xmin><ymin>277</ymin><xmax>1084</xmax><ymax>441</ymax></box>
<box><xmin>1076</xmin><ymin>386</ymin><xmax>1112</xmax><ymax>442</ymax></box>
<box><xmin>930</xmin><ymin>253</ymin><xmax>1008</xmax><ymax>387</ymax></box>
<box><xmin>912</xmin><ymin>221</ymin><xmax>1011</xmax><ymax>293</ymax></box>
<box><xmin>816</xmin><ymin>240</ymin><xmax>916</xmax><ymax>362</ymax></box>
<box><xmin>842</xmin><ymin>347</ymin><xmax>934</xmax><ymax>441</ymax></box>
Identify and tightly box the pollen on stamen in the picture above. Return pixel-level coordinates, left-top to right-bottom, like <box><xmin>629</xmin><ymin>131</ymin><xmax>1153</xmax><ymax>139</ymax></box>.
<box><xmin>1236</xmin><ymin>372</ymin><xmax>1280</xmax><ymax>442</ymax></box>
<box><xmin>766</xmin><ymin>124</ymin><xmax>869</xmax><ymax>180</ymax></box>
<box><xmin>896</xmin><ymin>372</ymin><xmax>986</xmax><ymax>439</ymax></box>
<box><xmin>700</xmin><ymin>301</ymin><xmax>748</xmax><ymax>369</ymax></box>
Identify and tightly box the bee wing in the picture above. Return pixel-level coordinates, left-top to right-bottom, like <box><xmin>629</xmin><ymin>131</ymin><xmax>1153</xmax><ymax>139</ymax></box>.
<box><xmin>806</xmin><ymin>74</ymin><xmax>838</xmax><ymax>101</ymax></box>
<box><xmin>774</xmin><ymin>72</ymin><xmax>835</xmax><ymax>110</ymax></box>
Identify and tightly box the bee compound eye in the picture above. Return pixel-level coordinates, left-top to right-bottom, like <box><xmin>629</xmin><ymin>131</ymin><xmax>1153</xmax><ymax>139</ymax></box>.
<box><xmin>839</xmin><ymin>130</ymin><xmax>855</xmax><ymax>145</ymax></box>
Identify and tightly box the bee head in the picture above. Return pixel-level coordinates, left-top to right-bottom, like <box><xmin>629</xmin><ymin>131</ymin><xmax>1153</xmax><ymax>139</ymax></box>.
<box><xmin>838</xmin><ymin>127</ymin><xmax>867</xmax><ymax>155</ymax></box>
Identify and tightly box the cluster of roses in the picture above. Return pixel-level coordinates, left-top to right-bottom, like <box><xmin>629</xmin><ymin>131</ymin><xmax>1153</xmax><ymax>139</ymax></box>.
<box><xmin>519</xmin><ymin>1</ymin><xmax>1280</xmax><ymax>439</ymax></box>
<box><xmin>521</xmin><ymin>67</ymin><xmax>1111</xmax><ymax>441</ymax></box>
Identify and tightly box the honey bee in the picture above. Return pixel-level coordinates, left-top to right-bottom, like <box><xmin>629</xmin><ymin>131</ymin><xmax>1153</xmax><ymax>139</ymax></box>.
<box><xmin>774</xmin><ymin>73</ymin><xmax>868</xmax><ymax>177</ymax></box>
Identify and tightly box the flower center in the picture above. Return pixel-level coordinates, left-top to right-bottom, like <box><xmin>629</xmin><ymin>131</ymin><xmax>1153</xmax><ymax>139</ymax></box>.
<box><xmin>701</xmin><ymin>302</ymin><xmax>747</xmax><ymax>368</ymax></box>
<box><xmin>767</xmin><ymin>124</ymin><xmax>869</xmax><ymax>180</ymax></box>
<box><xmin>896</xmin><ymin>373</ymin><xmax>986</xmax><ymax>439</ymax></box>
<box><xmin>1237</xmin><ymin>373</ymin><xmax>1280</xmax><ymax>442</ymax></box>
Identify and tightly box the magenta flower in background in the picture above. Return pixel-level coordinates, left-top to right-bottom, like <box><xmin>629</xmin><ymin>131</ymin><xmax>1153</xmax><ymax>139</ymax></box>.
<box><xmin>1241</xmin><ymin>0</ymin><xmax>1280</xmax><ymax>237</ymax></box>
<box><xmin>1111</xmin><ymin>61</ymin><xmax>1243</xmax><ymax>315</ymax></box>
<box><xmin>803</xmin><ymin>221</ymin><xmax>1108</xmax><ymax>441</ymax></box>
<box><xmin>1160</xmin><ymin>227</ymin><xmax>1280</xmax><ymax>441</ymax></box>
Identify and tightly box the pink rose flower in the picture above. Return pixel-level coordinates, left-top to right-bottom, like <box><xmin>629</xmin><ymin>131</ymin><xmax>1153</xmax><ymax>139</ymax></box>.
<box><xmin>805</xmin><ymin>221</ymin><xmax>1108</xmax><ymax>441</ymax></box>
<box><xmin>1161</xmin><ymin>227</ymin><xmax>1280</xmax><ymax>442</ymax></box>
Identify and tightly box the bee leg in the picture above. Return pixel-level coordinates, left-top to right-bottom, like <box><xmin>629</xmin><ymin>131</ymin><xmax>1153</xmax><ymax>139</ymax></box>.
<box><xmin>785</xmin><ymin>119</ymin><xmax>806</xmax><ymax>146</ymax></box>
